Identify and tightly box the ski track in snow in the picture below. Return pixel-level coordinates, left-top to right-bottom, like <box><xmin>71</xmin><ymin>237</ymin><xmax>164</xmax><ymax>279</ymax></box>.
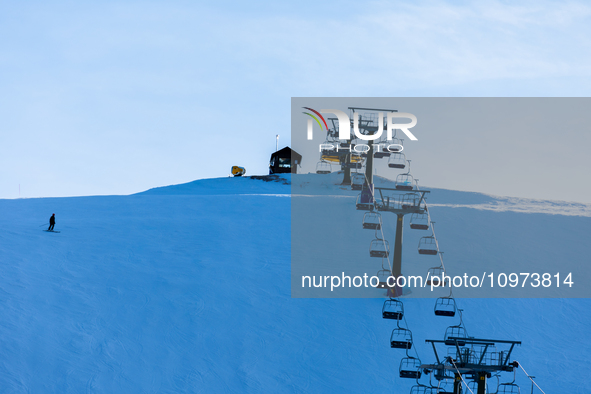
<box><xmin>0</xmin><ymin>174</ymin><xmax>589</xmax><ymax>392</ymax></box>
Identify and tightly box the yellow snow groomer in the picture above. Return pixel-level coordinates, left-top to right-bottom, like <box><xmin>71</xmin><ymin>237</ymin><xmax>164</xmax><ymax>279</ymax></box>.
<box><xmin>231</xmin><ymin>166</ymin><xmax>246</xmax><ymax>177</ymax></box>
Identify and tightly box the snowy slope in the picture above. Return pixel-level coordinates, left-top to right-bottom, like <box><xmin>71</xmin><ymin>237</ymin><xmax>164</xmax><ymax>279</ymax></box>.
<box><xmin>0</xmin><ymin>174</ymin><xmax>589</xmax><ymax>393</ymax></box>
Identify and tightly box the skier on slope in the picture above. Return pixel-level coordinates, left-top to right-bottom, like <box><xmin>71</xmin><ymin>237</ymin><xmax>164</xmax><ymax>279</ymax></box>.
<box><xmin>48</xmin><ymin>213</ymin><xmax>55</xmax><ymax>231</ymax></box>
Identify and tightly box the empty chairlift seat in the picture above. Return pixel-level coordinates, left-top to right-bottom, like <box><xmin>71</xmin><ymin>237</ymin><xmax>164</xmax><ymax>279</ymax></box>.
<box><xmin>390</xmin><ymin>328</ymin><xmax>413</xmax><ymax>349</ymax></box>
<box><xmin>370</xmin><ymin>238</ymin><xmax>389</xmax><ymax>258</ymax></box>
<box><xmin>410</xmin><ymin>212</ymin><xmax>429</xmax><ymax>230</ymax></box>
<box><xmin>426</xmin><ymin>267</ymin><xmax>449</xmax><ymax>287</ymax></box>
<box><xmin>362</xmin><ymin>212</ymin><xmax>382</xmax><ymax>230</ymax></box>
<box><xmin>444</xmin><ymin>325</ymin><xmax>467</xmax><ymax>346</ymax></box>
<box><xmin>418</xmin><ymin>236</ymin><xmax>438</xmax><ymax>255</ymax></box>
<box><xmin>351</xmin><ymin>173</ymin><xmax>365</xmax><ymax>190</ymax></box>
<box><xmin>400</xmin><ymin>193</ymin><xmax>420</xmax><ymax>209</ymax></box>
<box><xmin>382</xmin><ymin>299</ymin><xmax>404</xmax><ymax>320</ymax></box>
<box><xmin>374</xmin><ymin>151</ymin><xmax>390</xmax><ymax>159</ymax></box>
<box><xmin>387</xmin><ymin>137</ymin><xmax>404</xmax><ymax>152</ymax></box>
<box><xmin>316</xmin><ymin>161</ymin><xmax>331</xmax><ymax>174</ymax></box>
<box><xmin>399</xmin><ymin>357</ymin><xmax>422</xmax><ymax>379</ymax></box>
<box><xmin>344</xmin><ymin>161</ymin><xmax>362</xmax><ymax>169</ymax></box>
<box><xmin>388</xmin><ymin>152</ymin><xmax>406</xmax><ymax>169</ymax></box>
<box><xmin>356</xmin><ymin>193</ymin><xmax>374</xmax><ymax>211</ymax></box>
<box><xmin>395</xmin><ymin>173</ymin><xmax>414</xmax><ymax>190</ymax></box>
<box><xmin>376</xmin><ymin>269</ymin><xmax>391</xmax><ymax>289</ymax></box>
<box><xmin>434</xmin><ymin>297</ymin><xmax>456</xmax><ymax>317</ymax></box>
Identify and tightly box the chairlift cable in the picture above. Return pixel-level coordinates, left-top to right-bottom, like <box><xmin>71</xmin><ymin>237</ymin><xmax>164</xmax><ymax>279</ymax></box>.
<box><xmin>414</xmin><ymin>182</ymin><xmax>455</xmax><ymax>300</ymax></box>
<box><xmin>515</xmin><ymin>361</ymin><xmax>546</xmax><ymax>394</ymax></box>
<box><xmin>402</xmin><ymin>312</ymin><xmax>421</xmax><ymax>361</ymax></box>
<box><xmin>449</xmin><ymin>358</ymin><xmax>476</xmax><ymax>394</ymax></box>
<box><xmin>415</xmin><ymin>183</ymin><xmax>474</xmax><ymax>341</ymax></box>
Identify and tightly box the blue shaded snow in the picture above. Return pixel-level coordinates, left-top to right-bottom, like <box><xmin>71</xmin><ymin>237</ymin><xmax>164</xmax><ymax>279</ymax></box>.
<box><xmin>0</xmin><ymin>174</ymin><xmax>589</xmax><ymax>393</ymax></box>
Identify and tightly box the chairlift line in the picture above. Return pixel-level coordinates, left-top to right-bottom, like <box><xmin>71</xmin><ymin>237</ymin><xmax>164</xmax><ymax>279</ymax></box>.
<box><xmin>341</xmin><ymin>111</ymin><xmax>522</xmax><ymax>391</ymax></box>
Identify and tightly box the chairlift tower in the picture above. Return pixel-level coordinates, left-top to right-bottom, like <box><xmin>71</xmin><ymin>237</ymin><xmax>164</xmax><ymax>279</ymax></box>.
<box><xmin>422</xmin><ymin>337</ymin><xmax>522</xmax><ymax>394</ymax></box>
<box><xmin>373</xmin><ymin>186</ymin><xmax>429</xmax><ymax>296</ymax></box>
<box><xmin>348</xmin><ymin>108</ymin><xmax>429</xmax><ymax>297</ymax></box>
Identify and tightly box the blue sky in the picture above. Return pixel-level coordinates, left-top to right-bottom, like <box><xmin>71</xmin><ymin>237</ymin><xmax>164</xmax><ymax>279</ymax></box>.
<box><xmin>1</xmin><ymin>0</ymin><xmax>590</xmax><ymax>200</ymax></box>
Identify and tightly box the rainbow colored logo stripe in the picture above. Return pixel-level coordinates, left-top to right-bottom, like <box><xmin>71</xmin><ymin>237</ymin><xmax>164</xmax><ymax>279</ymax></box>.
<box><xmin>302</xmin><ymin>107</ymin><xmax>328</xmax><ymax>132</ymax></box>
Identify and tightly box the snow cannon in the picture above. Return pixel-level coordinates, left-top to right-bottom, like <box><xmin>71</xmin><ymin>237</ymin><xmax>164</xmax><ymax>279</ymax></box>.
<box><xmin>231</xmin><ymin>166</ymin><xmax>246</xmax><ymax>177</ymax></box>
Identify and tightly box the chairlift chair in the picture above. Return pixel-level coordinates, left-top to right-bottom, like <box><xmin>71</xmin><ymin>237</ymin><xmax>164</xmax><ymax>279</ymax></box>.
<box><xmin>316</xmin><ymin>161</ymin><xmax>331</xmax><ymax>174</ymax></box>
<box><xmin>395</xmin><ymin>173</ymin><xmax>414</xmax><ymax>190</ymax></box>
<box><xmin>399</xmin><ymin>356</ymin><xmax>422</xmax><ymax>379</ymax></box>
<box><xmin>379</xmin><ymin>193</ymin><xmax>398</xmax><ymax>210</ymax></box>
<box><xmin>410</xmin><ymin>212</ymin><xmax>429</xmax><ymax>230</ymax></box>
<box><xmin>361</xmin><ymin>151</ymin><xmax>389</xmax><ymax>159</ymax></box>
<box><xmin>482</xmin><ymin>348</ymin><xmax>500</xmax><ymax>366</ymax></box>
<box><xmin>387</xmin><ymin>137</ymin><xmax>404</xmax><ymax>152</ymax></box>
<box><xmin>434</xmin><ymin>297</ymin><xmax>457</xmax><ymax>317</ymax></box>
<box><xmin>418</xmin><ymin>236</ymin><xmax>438</xmax><ymax>255</ymax></box>
<box><xmin>469</xmin><ymin>345</ymin><xmax>494</xmax><ymax>365</ymax></box>
<box><xmin>320</xmin><ymin>149</ymin><xmax>340</xmax><ymax>161</ymax></box>
<box><xmin>362</xmin><ymin>212</ymin><xmax>382</xmax><ymax>230</ymax></box>
<box><xmin>390</xmin><ymin>327</ymin><xmax>413</xmax><ymax>349</ymax></box>
<box><xmin>370</xmin><ymin>238</ymin><xmax>389</xmax><ymax>258</ymax></box>
<box><xmin>388</xmin><ymin>152</ymin><xmax>406</xmax><ymax>169</ymax></box>
<box><xmin>444</xmin><ymin>325</ymin><xmax>467</xmax><ymax>346</ymax></box>
<box><xmin>344</xmin><ymin>161</ymin><xmax>362</xmax><ymax>169</ymax></box>
<box><xmin>374</xmin><ymin>151</ymin><xmax>390</xmax><ymax>159</ymax></box>
<box><xmin>376</xmin><ymin>269</ymin><xmax>391</xmax><ymax>289</ymax></box>
<box><xmin>356</xmin><ymin>194</ymin><xmax>374</xmax><ymax>211</ymax></box>
<box><xmin>446</xmin><ymin>346</ymin><xmax>461</xmax><ymax>361</ymax></box>
<box><xmin>351</xmin><ymin>172</ymin><xmax>365</xmax><ymax>190</ymax></box>
<box><xmin>382</xmin><ymin>298</ymin><xmax>404</xmax><ymax>320</ymax></box>
<box><xmin>426</xmin><ymin>266</ymin><xmax>448</xmax><ymax>287</ymax></box>
<box><xmin>400</xmin><ymin>193</ymin><xmax>420</xmax><ymax>209</ymax></box>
